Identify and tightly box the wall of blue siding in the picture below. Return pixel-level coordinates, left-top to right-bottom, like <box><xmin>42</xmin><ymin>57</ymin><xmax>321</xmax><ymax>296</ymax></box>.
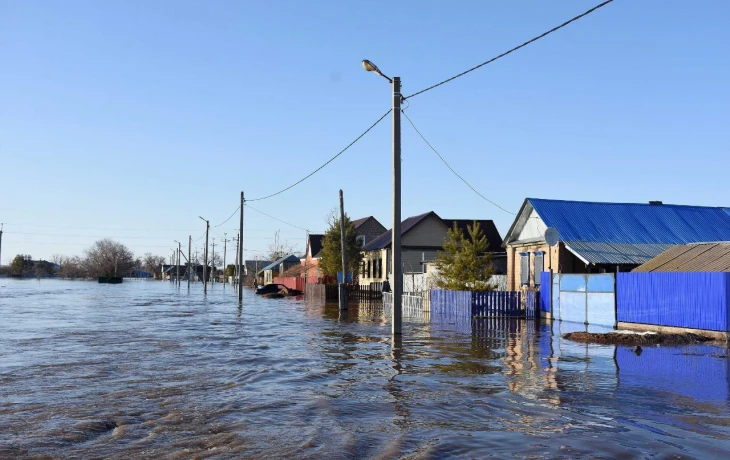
<box><xmin>617</xmin><ymin>272</ymin><xmax>730</xmax><ymax>332</ymax></box>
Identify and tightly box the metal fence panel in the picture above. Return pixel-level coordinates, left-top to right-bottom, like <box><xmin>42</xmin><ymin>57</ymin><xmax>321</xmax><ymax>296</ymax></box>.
<box><xmin>540</xmin><ymin>272</ymin><xmax>552</xmax><ymax>312</ymax></box>
<box><xmin>586</xmin><ymin>292</ymin><xmax>615</xmax><ymax>327</ymax></box>
<box><xmin>617</xmin><ymin>272</ymin><xmax>730</xmax><ymax>332</ymax></box>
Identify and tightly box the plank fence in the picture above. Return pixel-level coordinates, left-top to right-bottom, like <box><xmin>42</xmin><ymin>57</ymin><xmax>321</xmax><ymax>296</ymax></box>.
<box><xmin>472</xmin><ymin>291</ymin><xmax>522</xmax><ymax>317</ymax></box>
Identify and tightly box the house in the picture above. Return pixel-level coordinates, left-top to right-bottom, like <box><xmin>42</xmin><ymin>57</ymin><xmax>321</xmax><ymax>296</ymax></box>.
<box><xmin>502</xmin><ymin>198</ymin><xmax>730</xmax><ymax>291</ymax></box>
<box><xmin>633</xmin><ymin>243</ymin><xmax>730</xmax><ymax>272</ymax></box>
<box><xmin>360</xmin><ymin>211</ymin><xmax>505</xmax><ymax>285</ymax></box>
<box><xmin>260</xmin><ymin>254</ymin><xmax>301</xmax><ymax>285</ymax></box>
<box><xmin>303</xmin><ymin>233</ymin><xmax>325</xmax><ymax>282</ymax></box>
<box><xmin>352</xmin><ymin>216</ymin><xmax>387</xmax><ymax>248</ymax></box>
<box><xmin>302</xmin><ymin>216</ymin><xmax>386</xmax><ymax>284</ymax></box>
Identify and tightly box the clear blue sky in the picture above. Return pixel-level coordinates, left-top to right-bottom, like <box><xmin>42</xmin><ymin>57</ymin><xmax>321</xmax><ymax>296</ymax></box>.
<box><xmin>1</xmin><ymin>0</ymin><xmax>729</xmax><ymax>265</ymax></box>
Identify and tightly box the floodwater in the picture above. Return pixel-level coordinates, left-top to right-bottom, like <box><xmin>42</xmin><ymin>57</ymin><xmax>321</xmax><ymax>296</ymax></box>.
<box><xmin>1</xmin><ymin>280</ymin><xmax>730</xmax><ymax>459</ymax></box>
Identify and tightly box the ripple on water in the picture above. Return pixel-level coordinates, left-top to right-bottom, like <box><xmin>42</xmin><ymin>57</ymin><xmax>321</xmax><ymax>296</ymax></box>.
<box><xmin>1</xmin><ymin>279</ymin><xmax>730</xmax><ymax>458</ymax></box>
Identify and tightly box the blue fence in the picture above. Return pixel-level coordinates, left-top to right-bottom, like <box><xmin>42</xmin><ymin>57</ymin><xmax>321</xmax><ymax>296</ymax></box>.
<box><xmin>429</xmin><ymin>289</ymin><xmax>472</xmax><ymax>318</ymax></box>
<box><xmin>472</xmin><ymin>291</ymin><xmax>521</xmax><ymax>317</ymax></box>
<box><xmin>617</xmin><ymin>272</ymin><xmax>730</xmax><ymax>332</ymax></box>
<box><xmin>539</xmin><ymin>272</ymin><xmax>552</xmax><ymax>312</ymax></box>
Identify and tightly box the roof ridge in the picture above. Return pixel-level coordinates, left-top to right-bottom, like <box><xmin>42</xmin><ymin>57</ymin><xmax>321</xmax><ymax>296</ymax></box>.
<box><xmin>529</xmin><ymin>197</ymin><xmax>730</xmax><ymax>210</ymax></box>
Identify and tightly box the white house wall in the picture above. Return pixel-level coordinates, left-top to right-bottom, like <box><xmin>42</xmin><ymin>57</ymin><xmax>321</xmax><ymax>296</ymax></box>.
<box><xmin>514</xmin><ymin>208</ymin><xmax>547</xmax><ymax>242</ymax></box>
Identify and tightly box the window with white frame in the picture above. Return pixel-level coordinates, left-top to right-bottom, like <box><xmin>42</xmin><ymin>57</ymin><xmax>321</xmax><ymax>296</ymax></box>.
<box><xmin>520</xmin><ymin>253</ymin><xmax>530</xmax><ymax>286</ymax></box>
<box><xmin>534</xmin><ymin>251</ymin><xmax>544</xmax><ymax>285</ymax></box>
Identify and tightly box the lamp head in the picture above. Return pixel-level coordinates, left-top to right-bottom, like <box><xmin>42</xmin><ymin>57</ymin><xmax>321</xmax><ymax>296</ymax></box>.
<box><xmin>362</xmin><ymin>59</ymin><xmax>392</xmax><ymax>83</ymax></box>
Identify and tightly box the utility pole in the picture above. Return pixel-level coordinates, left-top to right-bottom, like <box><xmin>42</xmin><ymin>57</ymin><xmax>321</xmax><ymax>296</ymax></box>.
<box><xmin>238</xmin><ymin>192</ymin><xmax>244</xmax><ymax>302</ymax></box>
<box><xmin>339</xmin><ymin>189</ymin><xmax>348</xmax><ymax>311</ymax></box>
<box><xmin>176</xmin><ymin>241</ymin><xmax>181</xmax><ymax>286</ymax></box>
<box><xmin>233</xmin><ymin>235</ymin><xmax>239</xmax><ymax>290</ymax></box>
<box><xmin>0</xmin><ymin>223</ymin><xmax>3</xmax><ymax>268</ymax></box>
<box><xmin>391</xmin><ymin>76</ymin><xmax>402</xmax><ymax>334</ymax></box>
<box><xmin>211</xmin><ymin>238</ymin><xmax>216</xmax><ymax>284</ymax></box>
<box><xmin>199</xmin><ymin>216</ymin><xmax>209</xmax><ymax>294</ymax></box>
<box><xmin>188</xmin><ymin>235</ymin><xmax>192</xmax><ymax>288</ymax></box>
<box><xmin>222</xmin><ymin>233</ymin><xmax>228</xmax><ymax>285</ymax></box>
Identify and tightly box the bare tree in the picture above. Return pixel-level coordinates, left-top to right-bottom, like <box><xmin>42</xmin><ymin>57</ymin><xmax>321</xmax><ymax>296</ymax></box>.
<box><xmin>84</xmin><ymin>239</ymin><xmax>135</xmax><ymax>278</ymax></box>
<box><xmin>142</xmin><ymin>253</ymin><xmax>166</xmax><ymax>279</ymax></box>
<box><xmin>267</xmin><ymin>230</ymin><xmax>298</xmax><ymax>261</ymax></box>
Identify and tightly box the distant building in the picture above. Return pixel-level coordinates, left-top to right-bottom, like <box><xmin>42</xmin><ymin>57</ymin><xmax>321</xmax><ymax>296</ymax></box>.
<box><xmin>260</xmin><ymin>255</ymin><xmax>300</xmax><ymax>285</ymax></box>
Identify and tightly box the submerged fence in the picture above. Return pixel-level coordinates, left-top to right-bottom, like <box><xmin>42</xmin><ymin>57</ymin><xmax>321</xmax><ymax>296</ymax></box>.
<box><xmin>430</xmin><ymin>289</ymin><xmax>533</xmax><ymax>318</ymax></box>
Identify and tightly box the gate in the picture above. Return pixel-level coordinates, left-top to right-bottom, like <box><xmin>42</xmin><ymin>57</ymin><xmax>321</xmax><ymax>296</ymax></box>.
<box><xmin>554</xmin><ymin>273</ymin><xmax>616</xmax><ymax>327</ymax></box>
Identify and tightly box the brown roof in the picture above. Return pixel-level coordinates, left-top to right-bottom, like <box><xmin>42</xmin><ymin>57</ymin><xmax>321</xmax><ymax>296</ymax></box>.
<box><xmin>632</xmin><ymin>243</ymin><xmax>730</xmax><ymax>272</ymax></box>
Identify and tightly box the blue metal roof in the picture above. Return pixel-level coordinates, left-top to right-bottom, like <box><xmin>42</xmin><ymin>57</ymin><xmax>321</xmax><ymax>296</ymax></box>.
<box><xmin>529</xmin><ymin>199</ymin><xmax>730</xmax><ymax>245</ymax></box>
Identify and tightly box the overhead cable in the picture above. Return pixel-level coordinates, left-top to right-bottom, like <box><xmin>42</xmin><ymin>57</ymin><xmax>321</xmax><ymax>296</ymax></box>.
<box><xmin>405</xmin><ymin>0</ymin><xmax>615</xmax><ymax>99</ymax></box>
<box><xmin>247</xmin><ymin>109</ymin><xmax>391</xmax><ymax>202</ymax></box>
<box><xmin>245</xmin><ymin>203</ymin><xmax>309</xmax><ymax>232</ymax></box>
<box><xmin>402</xmin><ymin>110</ymin><xmax>515</xmax><ymax>215</ymax></box>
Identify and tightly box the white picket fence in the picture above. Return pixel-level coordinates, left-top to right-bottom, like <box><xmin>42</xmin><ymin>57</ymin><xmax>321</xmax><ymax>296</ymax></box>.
<box><xmin>382</xmin><ymin>292</ymin><xmax>428</xmax><ymax>319</ymax></box>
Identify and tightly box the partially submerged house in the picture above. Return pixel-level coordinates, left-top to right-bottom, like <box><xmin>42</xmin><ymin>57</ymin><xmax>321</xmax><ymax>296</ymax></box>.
<box><xmin>260</xmin><ymin>254</ymin><xmax>300</xmax><ymax>285</ymax></box>
<box><xmin>503</xmin><ymin>198</ymin><xmax>730</xmax><ymax>291</ymax></box>
<box><xmin>360</xmin><ymin>211</ymin><xmax>505</xmax><ymax>285</ymax></box>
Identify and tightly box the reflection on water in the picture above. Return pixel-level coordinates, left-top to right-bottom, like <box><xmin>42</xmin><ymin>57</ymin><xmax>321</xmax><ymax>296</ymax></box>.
<box><xmin>1</xmin><ymin>279</ymin><xmax>730</xmax><ymax>458</ymax></box>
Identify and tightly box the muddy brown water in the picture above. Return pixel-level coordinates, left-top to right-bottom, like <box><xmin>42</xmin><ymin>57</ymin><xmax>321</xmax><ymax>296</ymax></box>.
<box><xmin>1</xmin><ymin>279</ymin><xmax>730</xmax><ymax>458</ymax></box>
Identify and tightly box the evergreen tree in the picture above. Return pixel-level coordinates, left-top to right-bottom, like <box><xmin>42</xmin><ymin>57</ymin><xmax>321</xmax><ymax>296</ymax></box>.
<box><xmin>319</xmin><ymin>215</ymin><xmax>363</xmax><ymax>278</ymax></box>
<box><xmin>435</xmin><ymin>221</ymin><xmax>495</xmax><ymax>291</ymax></box>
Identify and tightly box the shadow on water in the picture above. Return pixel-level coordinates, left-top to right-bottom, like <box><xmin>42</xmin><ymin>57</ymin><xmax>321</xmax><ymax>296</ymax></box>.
<box><xmin>2</xmin><ymin>279</ymin><xmax>730</xmax><ymax>458</ymax></box>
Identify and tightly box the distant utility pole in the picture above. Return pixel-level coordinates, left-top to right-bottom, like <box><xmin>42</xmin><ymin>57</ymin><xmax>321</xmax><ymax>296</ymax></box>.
<box><xmin>233</xmin><ymin>235</ymin><xmax>239</xmax><ymax>291</ymax></box>
<box><xmin>222</xmin><ymin>233</ymin><xmax>228</xmax><ymax>285</ymax></box>
<box><xmin>212</xmin><ymin>238</ymin><xmax>216</xmax><ymax>284</ymax></box>
<box><xmin>175</xmin><ymin>240</ymin><xmax>181</xmax><ymax>286</ymax></box>
<box><xmin>238</xmin><ymin>192</ymin><xmax>244</xmax><ymax>302</ymax></box>
<box><xmin>339</xmin><ymin>189</ymin><xmax>348</xmax><ymax>311</ymax></box>
<box><xmin>199</xmin><ymin>216</ymin><xmax>210</xmax><ymax>294</ymax></box>
<box><xmin>188</xmin><ymin>235</ymin><xmax>192</xmax><ymax>288</ymax></box>
<box><xmin>0</xmin><ymin>223</ymin><xmax>4</xmax><ymax>267</ymax></box>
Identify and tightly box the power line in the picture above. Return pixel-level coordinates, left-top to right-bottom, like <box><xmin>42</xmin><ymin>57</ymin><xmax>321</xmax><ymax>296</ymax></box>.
<box><xmin>405</xmin><ymin>0</ymin><xmax>615</xmax><ymax>99</ymax></box>
<box><xmin>247</xmin><ymin>109</ymin><xmax>391</xmax><ymax>202</ymax></box>
<box><xmin>402</xmin><ymin>110</ymin><xmax>515</xmax><ymax>215</ymax></box>
<box><xmin>245</xmin><ymin>203</ymin><xmax>309</xmax><ymax>232</ymax></box>
<box><xmin>213</xmin><ymin>206</ymin><xmax>240</xmax><ymax>228</ymax></box>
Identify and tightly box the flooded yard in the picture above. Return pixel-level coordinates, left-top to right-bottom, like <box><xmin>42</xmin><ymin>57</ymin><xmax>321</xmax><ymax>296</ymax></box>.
<box><xmin>1</xmin><ymin>279</ymin><xmax>729</xmax><ymax>458</ymax></box>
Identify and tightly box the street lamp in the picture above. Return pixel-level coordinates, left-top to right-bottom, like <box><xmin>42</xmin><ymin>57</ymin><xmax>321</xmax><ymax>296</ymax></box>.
<box><xmin>199</xmin><ymin>216</ymin><xmax>210</xmax><ymax>294</ymax></box>
<box><xmin>363</xmin><ymin>59</ymin><xmax>402</xmax><ymax>335</ymax></box>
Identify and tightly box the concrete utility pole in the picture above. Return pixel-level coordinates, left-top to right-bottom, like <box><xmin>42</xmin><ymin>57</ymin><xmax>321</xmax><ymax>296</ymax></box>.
<box><xmin>238</xmin><ymin>192</ymin><xmax>244</xmax><ymax>302</ymax></box>
<box><xmin>211</xmin><ymin>238</ymin><xmax>216</xmax><ymax>284</ymax></box>
<box><xmin>233</xmin><ymin>235</ymin><xmax>239</xmax><ymax>290</ymax></box>
<box><xmin>362</xmin><ymin>60</ymin><xmax>402</xmax><ymax>335</ymax></box>
<box><xmin>222</xmin><ymin>233</ymin><xmax>228</xmax><ymax>285</ymax></box>
<box><xmin>199</xmin><ymin>216</ymin><xmax>209</xmax><ymax>294</ymax></box>
<box><xmin>339</xmin><ymin>189</ymin><xmax>348</xmax><ymax>311</ymax></box>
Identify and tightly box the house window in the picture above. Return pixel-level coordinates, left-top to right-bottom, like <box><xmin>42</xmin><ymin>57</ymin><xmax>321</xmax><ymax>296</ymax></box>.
<box><xmin>534</xmin><ymin>252</ymin><xmax>544</xmax><ymax>285</ymax></box>
<box><xmin>367</xmin><ymin>260</ymin><xmax>371</xmax><ymax>278</ymax></box>
<box><xmin>357</xmin><ymin>235</ymin><xmax>366</xmax><ymax>247</ymax></box>
<box><xmin>378</xmin><ymin>258</ymin><xmax>383</xmax><ymax>279</ymax></box>
<box><xmin>520</xmin><ymin>253</ymin><xmax>530</xmax><ymax>286</ymax></box>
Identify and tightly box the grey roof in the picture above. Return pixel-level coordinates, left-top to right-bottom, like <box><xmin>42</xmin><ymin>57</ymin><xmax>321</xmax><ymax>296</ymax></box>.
<box><xmin>307</xmin><ymin>234</ymin><xmax>324</xmax><ymax>258</ymax></box>
<box><xmin>443</xmin><ymin>219</ymin><xmax>505</xmax><ymax>254</ymax></box>
<box><xmin>563</xmin><ymin>241</ymin><xmax>675</xmax><ymax>265</ymax></box>
<box><xmin>260</xmin><ymin>254</ymin><xmax>300</xmax><ymax>272</ymax></box>
<box><xmin>633</xmin><ymin>242</ymin><xmax>730</xmax><ymax>272</ymax></box>
<box><xmin>364</xmin><ymin>211</ymin><xmax>439</xmax><ymax>251</ymax></box>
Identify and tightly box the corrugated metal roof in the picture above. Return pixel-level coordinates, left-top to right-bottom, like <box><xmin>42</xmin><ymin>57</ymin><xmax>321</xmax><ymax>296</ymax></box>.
<box><xmin>564</xmin><ymin>241</ymin><xmax>675</xmax><ymax>265</ymax></box>
<box><xmin>529</xmin><ymin>198</ymin><xmax>730</xmax><ymax>244</ymax></box>
<box><xmin>633</xmin><ymin>243</ymin><xmax>730</xmax><ymax>272</ymax></box>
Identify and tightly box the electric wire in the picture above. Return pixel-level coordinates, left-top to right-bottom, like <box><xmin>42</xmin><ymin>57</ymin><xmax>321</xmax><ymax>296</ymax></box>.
<box><xmin>246</xmin><ymin>109</ymin><xmax>391</xmax><ymax>202</ymax></box>
<box><xmin>401</xmin><ymin>110</ymin><xmax>516</xmax><ymax>215</ymax></box>
<box><xmin>244</xmin><ymin>203</ymin><xmax>309</xmax><ymax>232</ymax></box>
<box><xmin>405</xmin><ymin>0</ymin><xmax>615</xmax><ymax>99</ymax></box>
<box><xmin>213</xmin><ymin>206</ymin><xmax>240</xmax><ymax>228</ymax></box>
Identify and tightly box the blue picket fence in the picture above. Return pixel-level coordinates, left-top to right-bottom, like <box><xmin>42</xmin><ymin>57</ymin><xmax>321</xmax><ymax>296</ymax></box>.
<box><xmin>430</xmin><ymin>289</ymin><xmax>534</xmax><ymax>319</ymax></box>
<box><xmin>472</xmin><ymin>291</ymin><xmax>522</xmax><ymax>317</ymax></box>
